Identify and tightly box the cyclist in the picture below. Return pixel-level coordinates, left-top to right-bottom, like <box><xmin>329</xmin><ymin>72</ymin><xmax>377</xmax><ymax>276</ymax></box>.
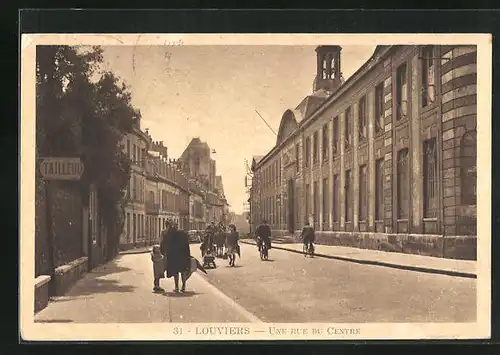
<box><xmin>255</xmin><ymin>219</ymin><xmax>272</xmax><ymax>254</ymax></box>
<box><xmin>301</xmin><ymin>221</ymin><xmax>315</xmax><ymax>256</ymax></box>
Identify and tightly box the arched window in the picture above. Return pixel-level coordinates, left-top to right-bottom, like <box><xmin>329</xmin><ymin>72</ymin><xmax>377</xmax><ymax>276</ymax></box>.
<box><xmin>461</xmin><ymin>130</ymin><xmax>477</xmax><ymax>205</ymax></box>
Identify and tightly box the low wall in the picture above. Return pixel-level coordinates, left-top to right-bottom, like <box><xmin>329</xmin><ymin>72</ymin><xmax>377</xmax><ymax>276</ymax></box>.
<box><xmin>273</xmin><ymin>231</ymin><xmax>477</xmax><ymax>260</ymax></box>
<box><xmin>54</xmin><ymin>256</ymin><xmax>88</xmax><ymax>296</ymax></box>
<box><xmin>34</xmin><ymin>275</ymin><xmax>51</xmax><ymax>314</ymax></box>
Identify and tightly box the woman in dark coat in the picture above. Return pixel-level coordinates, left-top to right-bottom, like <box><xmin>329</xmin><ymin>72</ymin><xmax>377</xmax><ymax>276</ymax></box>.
<box><xmin>161</xmin><ymin>221</ymin><xmax>191</xmax><ymax>292</ymax></box>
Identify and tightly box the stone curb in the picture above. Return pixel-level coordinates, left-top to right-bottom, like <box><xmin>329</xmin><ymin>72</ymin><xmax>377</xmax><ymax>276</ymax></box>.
<box><xmin>119</xmin><ymin>248</ymin><xmax>151</xmax><ymax>255</ymax></box>
<box><xmin>240</xmin><ymin>240</ymin><xmax>476</xmax><ymax>279</ymax></box>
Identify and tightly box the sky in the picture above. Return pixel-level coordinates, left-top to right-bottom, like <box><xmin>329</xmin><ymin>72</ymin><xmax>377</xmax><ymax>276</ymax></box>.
<box><xmin>101</xmin><ymin>45</ymin><xmax>375</xmax><ymax>214</ymax></box>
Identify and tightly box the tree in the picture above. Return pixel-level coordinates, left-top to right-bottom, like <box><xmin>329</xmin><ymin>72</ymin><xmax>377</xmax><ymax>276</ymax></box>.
<box><xmin>36</xmin><ymin>45</ymin><xmax>139</xmax><ymax>259</ymax></box>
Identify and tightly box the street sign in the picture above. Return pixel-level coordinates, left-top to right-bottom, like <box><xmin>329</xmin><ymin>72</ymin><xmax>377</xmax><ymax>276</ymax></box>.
<box><xmin>40</xmin><ymin>157</ymin><xmax>84</xmax><ymax>181</ymax></box>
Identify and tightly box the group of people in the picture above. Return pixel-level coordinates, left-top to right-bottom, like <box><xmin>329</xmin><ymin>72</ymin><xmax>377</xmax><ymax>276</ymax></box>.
<box><xmin>150</xmin><ymin>218</ymin><xmax>317</xmax><ymax>292</ymax></box>
<box><xmin>151</xmin><ymin>220</ymin><xmax>191</xmax><ymax>293</ymax></box>
<box><xmin>200</xmin><ymin>221</ymin><xmax>240</xmax><ymax>267</ymax></box>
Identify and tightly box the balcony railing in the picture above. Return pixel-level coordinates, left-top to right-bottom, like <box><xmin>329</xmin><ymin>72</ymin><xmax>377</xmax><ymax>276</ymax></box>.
<box><xmin>146</xmin><ymin>202</ymin><xmax>160</xmax><ymax>215</ymax></box>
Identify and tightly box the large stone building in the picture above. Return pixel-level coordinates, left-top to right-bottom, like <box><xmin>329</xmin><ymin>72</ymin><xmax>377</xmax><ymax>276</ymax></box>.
<box><xmin>179</xmin><ymin>137</ymin><xmax>229</xmax><ymax>226</ymax></box>
<box><xmin>179</xmin><ymin>137</ymin><xmax>217</xmax><ymax>191</ymax></box>
<box><xmin>120</xmin><ymin>123</ymin><xmax>149</xmax><ymax>245</ymax></box>
<box><xmin>188</xmin><ymin>178</ymin><xmax>206</xmax><ymax>230</ymax></box>
<box><xmin>120</xmin><ymin>128</ymin><xmax>190</xmax><ymax>246</ymax></box>
<box><xmin>250</xmin><ymin>45</ymin><xmax>477</xmax><ymax>260</ymax></box>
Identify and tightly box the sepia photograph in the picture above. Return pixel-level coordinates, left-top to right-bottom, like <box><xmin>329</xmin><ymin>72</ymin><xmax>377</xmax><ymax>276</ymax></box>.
<box><xmin>20</xmin><ymin>33</ymin><xmax>491</xmax><ymax>341</ymax></box>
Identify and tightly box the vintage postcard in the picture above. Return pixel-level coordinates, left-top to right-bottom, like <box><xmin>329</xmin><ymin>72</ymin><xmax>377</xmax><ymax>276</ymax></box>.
<box><xmin>20</xmin><ymin>33</ymin><xmax>491</xmax><ymax>341</ymax></box>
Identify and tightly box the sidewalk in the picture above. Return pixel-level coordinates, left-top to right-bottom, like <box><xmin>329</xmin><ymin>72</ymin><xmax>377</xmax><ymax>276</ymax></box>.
<box><xmin>240</xmin><ymin>239</ymin><xmax>476</xmax><ymax>279</ymax></box>
<box><xmin>34</xmin><ymin>251</ymin><xmax>259</xmax><ymax>323</ymax></box>
<box><xmin>119</xmin><ymin>246</ymin><xmax>152</xmax><ymax>255</ymax></box>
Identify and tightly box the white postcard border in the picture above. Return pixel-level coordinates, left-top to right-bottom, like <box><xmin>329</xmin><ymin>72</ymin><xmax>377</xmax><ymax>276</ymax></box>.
<box><xmin>20</xmin><ymin>33</ymin><xmax>492</xmax><ymax>341</ymax></box>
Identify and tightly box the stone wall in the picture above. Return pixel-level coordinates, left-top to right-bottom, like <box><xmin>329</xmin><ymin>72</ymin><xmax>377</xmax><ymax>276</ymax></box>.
<box><xmin>34</xmin><ymin>275</ymin><xmax>51</xmax><ymax>314</ymax></box>
<box><xmin>283</xmin><ymin>230</ymin><xmax>476</xmax><ymax>260</ymax></box>
<box><xmin>54</xmin><ymin>256</ymin><xmax>88</xmax><ymax>296</ymax></box>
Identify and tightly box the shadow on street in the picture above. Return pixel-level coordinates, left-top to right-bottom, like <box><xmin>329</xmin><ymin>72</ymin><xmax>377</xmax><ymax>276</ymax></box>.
<box><xmin>89</xmin><ymin>258</ymin><xmax>133</xmax><ymax>277</ymax></box>
<box><xmin>49</xmin><ymin>296</ymin><xmax>95</xmax><ymax>303</ymax></box>
<box><xmin>70</xmin><ymin>278</ymin><xmax>136</xmax><ymax>296</ymax></box>
<box><xmin>34</xmin><ymin>319</ymin><xmax>74</xmax><ymax>323</ymax></box>
<box><xmin>163</xmin><ymin>291</ymin><xmax>201</xmax><ymax>297</ymax></box>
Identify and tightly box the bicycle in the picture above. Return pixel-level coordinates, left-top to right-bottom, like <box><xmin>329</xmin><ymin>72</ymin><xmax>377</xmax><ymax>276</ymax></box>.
<box><xmin>303</xmin><ymin>242</ymin><xmax>314</xmax><ymax>258</ymax></box>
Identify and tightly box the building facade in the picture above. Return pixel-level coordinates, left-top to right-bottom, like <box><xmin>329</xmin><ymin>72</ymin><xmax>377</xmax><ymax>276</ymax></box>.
<box><xmin>120</xmin><ymin>125</ymin><xmax>149</xmax><ymax>246</ymax></box>
<box><xmin>250</xmin><ymin>45</ymin><xmax>477</xmax><ymax>260</ymax></box>
<box><xmin>179</xmin><ymin>137</ymin><xmax>229</xmax><ymax>226</ymax></box>
<box><xmin>120</xmin><ymin>130</ymin><xmax>190</xmax><ymax>246</ymax></box>
<box><xmin>189</xmin><ymin>179</ymin><xmax>206</xmax><ymax>231</ymax></box>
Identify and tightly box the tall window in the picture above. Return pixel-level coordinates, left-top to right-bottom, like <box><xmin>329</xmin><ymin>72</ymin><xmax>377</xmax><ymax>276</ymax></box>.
<box><xmin>305</xmin><ymin>184</ymin><xmax>310</xmax><ymax>223</ymax></box>
<box><xmin>271</xmin><ymin>163</ymin><xmax>275</xmax><ymax>187</ymax></box>
<box><xmin>127</xmin><ymin>175</ymin><xmax>131</xmax><ymax>198</ymax></box>
<box><xmin>132</xmin><ymin>144</ymin><xmax>137</xmax><ymax>163</ymax></box>
<box><xmin>345</xmin><ymin>170</ymin><xmax>352</xmax><ymax>222</ymax></box>
<box><xmin>423</xmin><ymin>139</ymin><xmax>438</xmax><ymax>218</ymax></box>
<box><xmin>295</xmin><ymin>186</ymin><xmax>300</xmax><ymax>229</ymax></box>
<box><xmin>271</xmin><ymin>196</ymin><xmax>275</xmax><ymax>226</ymax></box>
<box><xmin>305</xmin><ymin>137</ymin><xmax>311</xmax><ymax>168</ymax></box>
<box><xmin>278</xmin><ymin>158</ymin><xmax>281</xmax><ymax>185</ymax></box>
<box><xmin>333</xmin><ymin>116</ymin><xmax>339</xmax><ymax>155</ymax></box>
<box><xmin>313</xmin><ymin>131</ymin><xmax>319</xmax><ymax>164</ymax></box>
<box><xmin>333</xmin><ymin>174</ymin><xmax>340</xmax><ymax>223</ymax></box>
<box><xmin>397</xmin><ymin>148</ymin><xmax>409</xmax><ymax>219</ymax></box>
<box><xmin>132</xmin><ymin>175</ymin><xmax>137</xmax><ymax>201</ymax></box>
<box><xmin>396</xmin><ymin>63</ymin><xmax>408</xmax><ymax>120</ymax></box>
<box><xmin>133</xmin><ymin>213</ymin><xmax>137</xmax><ymax>243</ymax></box>
<box><xmin>461</xmin><ymin>130</ymin><xmax>477</xmax><ymax>205</ymax></box>
<box><xmin>126</xmin><ymin>139</ymin><xmax>131</xmax><ymax>159</ymax></box>
<box><xmin>375</xmin><ymin>158</ymin><xmax>384</xmax><ymax>221</ymax></box>
<box><xmin>295</xmin><ymin>144</ymin><xmax>300</xmax><ymax>172</ymax></box>
<box><xmin>422</xmin><ymin>46</ymin><xmax>436</xmax><ymax>107</ymax></box>
<box><xmin>358</xmin><ymin>96</ymin><xmax>367</xmax><ymax>141</ymax></box>
<box><xmin>322</xmin><ymin>178</ymin><xmax>329</xmax><ymax>225</ymax></box>
<box><xmin>322</xmin><ymin>124</ymin><xmax>329</xmax><ymax>162</ymax></box>
<box><xmin>359</xmin><ymin>165</ymin><xmax>368</xmax><ymax>221</ymax></box>
<box><xmin>345</xmin><ymin>107</ymin><xmax>352</xmax><ymax>148</ymax></box>
<box><xmin>313</xmin><ymin>181</ymin><xmax>319</xmax><ymax>229</ymax></box>
<box><xmin>126</xmin><ymin>213</ymin><xmax>131</xmax><ymax>243</ymax></box>
<box><xmin>375</xmin><ymin>83</ymin><xmax>385</xmax><ymax>133</ymax></box>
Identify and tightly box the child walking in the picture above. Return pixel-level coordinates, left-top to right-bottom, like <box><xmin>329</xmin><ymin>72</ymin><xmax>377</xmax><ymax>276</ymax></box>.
<box><xmin>151</xmin><ymin>244</ymin><xmax>165</xmax><ymax>293</ymax></box>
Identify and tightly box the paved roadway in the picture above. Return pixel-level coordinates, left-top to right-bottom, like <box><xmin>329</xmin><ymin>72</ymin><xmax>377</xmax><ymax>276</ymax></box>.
<box><xmin>35</xmin><ymin>242</ymin><xmax>476</xmax><ymax>323</ymax></box>
<box><xmin>199</xmin><ymin>243</ymin><xmax>476</xmax><ymax>323</ymax></box>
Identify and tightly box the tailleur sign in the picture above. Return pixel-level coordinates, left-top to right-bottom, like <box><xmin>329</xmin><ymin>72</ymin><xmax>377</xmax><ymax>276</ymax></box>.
<box><xmin>40</xmin><ymin>157</ymin><xmax>85</xmax><ymax>181</ymax></box>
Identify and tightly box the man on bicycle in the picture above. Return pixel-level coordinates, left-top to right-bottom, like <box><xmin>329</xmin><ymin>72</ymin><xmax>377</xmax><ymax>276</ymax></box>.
<box><xmin>301</xmin><ymin>221</ymin><xmax>315</xmax><ymax>254</ymax></box>
<box><xmin>255</xmin><ymin>219</ymin><xmax>271</xmax><ymax>252</ymax></box>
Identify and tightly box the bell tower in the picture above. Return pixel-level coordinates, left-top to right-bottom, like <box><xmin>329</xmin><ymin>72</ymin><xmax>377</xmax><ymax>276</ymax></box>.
<box><xmin>314</xmin><ymin>45</ymin><xmax>342</xmax><ymax>93</ymax></box>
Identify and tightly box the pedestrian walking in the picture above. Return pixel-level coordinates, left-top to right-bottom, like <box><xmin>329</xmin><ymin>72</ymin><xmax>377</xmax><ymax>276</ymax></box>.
<box><xmin>161</xmin><ymin>221</ymin><xmax>191</xmax><ymax>293</ymax></box>
<box><xmin>150</xmin><ymin>244</ymin><xmax>165</xmax><ymax>293</ymax></box>
<box><xmin>225</xmin><ymin>224</ymin><xmax>240</xmax><ymax>267</ymax></box>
